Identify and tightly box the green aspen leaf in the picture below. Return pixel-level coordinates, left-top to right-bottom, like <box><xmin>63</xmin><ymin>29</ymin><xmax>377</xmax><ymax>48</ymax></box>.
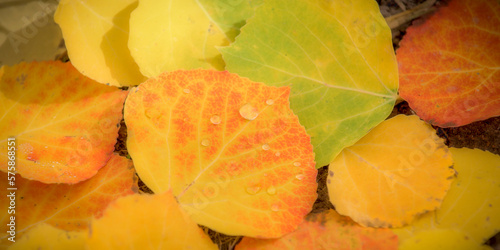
<box><xmin>195</xmin><ymin>0</ymin><xmax>263</xmax><ymax>41</ymax></box>
<box><xmin>128</xmin><ymin>0</ymin><xmax>261</xmax><ymax>78</ymax></box>
<box><xmin>220</xmin><ymin>0</ymin><xmax>399</xmax><ymax>167</ymax></box>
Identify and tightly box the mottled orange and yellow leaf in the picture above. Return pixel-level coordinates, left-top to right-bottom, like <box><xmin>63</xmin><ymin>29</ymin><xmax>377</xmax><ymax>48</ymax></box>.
<box><xmin>0</xmin><ymin>154</ymin><xmax>137</xmax><ymax>248</ymax></box>
<box><xmin>125</xmin><ymin>69</ymin><xmax>317</xmax><ymax>237</ymax></box>
<box><xmin>237</xmin><ymin>209</ymin><xmax>398</xmax><ymax>249</ymax></box>
<box><xmin>0</xmin><ymin>61</ymin><xmax>127</xmax><ymax>184</ymax></box>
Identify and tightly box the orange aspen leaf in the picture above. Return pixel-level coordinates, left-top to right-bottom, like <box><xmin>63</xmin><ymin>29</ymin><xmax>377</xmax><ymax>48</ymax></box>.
<box><xmin>0</xmin><ymin>154</ymin><xmax>137</xmax><ymax>248</ymax></box>
<box><xmin>397</xmin><ymin>0</ymin><xmax>500</xmax><ymax>127</ymax></box>
<box><xmin>0</xmin><ymin>61</ymin><xmax>127</xmax><ymax>184</ymax></box>
<box><xmin>125</xmin><ymin>69</ymin><xmax>318</xmax><ymax>238</ymax></box>
<box><xmin>236</xmin><ymin>209</ymin><xmax>398</xmax><ymax>250</ymax></box>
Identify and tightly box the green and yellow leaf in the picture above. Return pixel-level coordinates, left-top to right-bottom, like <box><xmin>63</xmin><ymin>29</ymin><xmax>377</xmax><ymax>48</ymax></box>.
<box><xmin>221</xmin><ymin>0</ymin><xmax>399</xmax><ymax>167</ymax></box>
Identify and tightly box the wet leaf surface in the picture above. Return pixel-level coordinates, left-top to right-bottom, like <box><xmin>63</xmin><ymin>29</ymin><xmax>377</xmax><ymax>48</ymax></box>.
<box><xmin>125</xmin><ymin>69</ymin><xmax>317</xmax><ymax>237</ymax></box>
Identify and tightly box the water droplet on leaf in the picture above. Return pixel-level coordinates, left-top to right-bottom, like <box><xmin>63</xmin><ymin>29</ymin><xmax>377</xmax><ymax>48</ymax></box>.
<box><xmin>201</xmin><ymin>139</ymin><xmax>210</xmax><ymax>147</ymax></box>
<box><xmin>275</xmin><ymin>152</ymin><xmax>280</xmax><ymax>157</ymax></box>
<box><xmin>293</xmin><ymin>162</ymin><xmax>301</xmax><ymax>167</ymax></box>
<box><xmin>246</xmin><ymin>186</ymin><xmax>261</xmax><ymax>195</ymax></box>
<box><xmin>295</xmin><ymin>174</ymin><xmax>305</xmax><ymax>180</ymax></box>
<box><xmin>266</xmin><ymin>99</ymin><xmax>274</xmax><ymax>105</ymax></box>
<box><xmin>271</xmin><ymin>204</ymin><xmax>279</xmax><ymax>211</ymax></box>
<box><xmin>262</xmin><ymin>144</ymin><xmax>270</xmax><ymax>150</ymax></box>
<box><xmin>239</xmin><ymin>103</ymin><xmax>259</xmax><ymax>120</ymax></box>
<box><xmin>267</xmin><ymin>186</ymin><xmax>277</xmax><ymax>195</ymax></box>
<box><xmin>210</xmin><ymin>115</ymin><xmax>221</xmax><ymax>125</ymax></box>
<box><xmin>183</xmin><ymin>88</ymin><xmax>190</xmax><ymax>94</ymax></box>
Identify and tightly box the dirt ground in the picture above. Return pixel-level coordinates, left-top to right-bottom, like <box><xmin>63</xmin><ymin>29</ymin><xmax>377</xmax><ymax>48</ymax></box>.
<box><xmin>112</xmin><ymin>0</ymin><xmax>500</xmax><ymax>249</ymax></box>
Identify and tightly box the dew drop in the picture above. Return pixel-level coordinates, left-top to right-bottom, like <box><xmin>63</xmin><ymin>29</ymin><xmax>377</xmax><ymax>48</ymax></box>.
<box><xmin>210</xmin><ymin>115</ymin><xmax>221</xmax><ymax>125</ymax></box>
<box><xmin>271</xmin><ymin>204</ymin><xmax>279</xmax><ymax>211</ymax></box>
<box><xmin>295</xmin><ymin>174</ymin><xmax>305</xmax><ymax>180</ymax></box>
<box><xmin>183</xmin><ymin>88</ymin><xmax>190</xmax><ymax>94</ymax></box>
<box><xmin>275</xmin><ymin>152</ymin><xmax>281</xmax><ymax>157</ymax></box>
<box><xmin>293</xmin><ymin>162</ymin><xmax>301</xmax><ymax>167</ymax></box>
<box><xmin>201</xmin><ymin>139</ymin><xmax>210</xmax><ymax>147</ymax></box>
<box><xmin>267</xmin><ymin>186</ymin><xmax>277</xmax><ymax>195</ymax></box>
<box><xmin>262</xmin><ymin>144</ymin><xmax>270</xmax><ymax>151</ymax></box>
<box><xmin>246</xmin><ymin>186</ymin><xmax>261</xmax><ymax>195</ymax></box>
<box><xmin>266</xmin><ymin>99</ymin><xmax>274</xmax><ymax>105</ymax></box>
<box><xmin>239</xmin><ymin>103</ymin><xmax>259</xmax><ymax>120</ymax></box>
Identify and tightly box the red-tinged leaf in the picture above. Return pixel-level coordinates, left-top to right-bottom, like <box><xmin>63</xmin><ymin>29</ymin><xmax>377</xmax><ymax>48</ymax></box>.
<box><xmin>125</xmin><ymin>69</ymin><xmax>318</xmax><ymax>238</ymax></box>
<box><xmin>397</xmin><ymin>0</ymin><xmax>500</xmax><ymax>127</ymax></box>
<box><xmin>0</xmin><ymin>154</ymin><xmax>137</xmax><ymax>248</ymax></box>
<box><xmin>0</xmin><ymin>61</ymin><xmax>128</xmax><ymax>184</ymax></box>
<box><xmin>87</xmin><ymin>191</ymin><xmax>217</xmax><ymax>249</ymax></box>
<box><xmin>236</xmin><ymin>209</ymin><xmax>398</xmax><ymax>250</ymax></box>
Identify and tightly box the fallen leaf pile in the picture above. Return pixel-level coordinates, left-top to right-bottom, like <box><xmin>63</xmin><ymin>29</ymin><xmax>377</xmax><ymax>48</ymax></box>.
<box><xmin>0</xmin><ymin>0</ymin><xmax>499</xmax><ymax>248</ymax></box>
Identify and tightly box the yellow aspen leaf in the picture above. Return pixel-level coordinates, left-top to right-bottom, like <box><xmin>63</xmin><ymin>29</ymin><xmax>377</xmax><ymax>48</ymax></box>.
<box><xmin>397</xmin><ymin>229</ymin><xmax>492</xmax><ymax>250</ymax></box>
<box><xmin>128</xmin><ymin>0</ymin><xmax>230</xmax><ymax>77</ymax></box>
<box><xmin>54</xmin><ymin>0</ymin><xmax>146</xmax><ymax>86</ymax></box>
<box><xmin>87</xmin><ymin>191</ymin><xmax>217</xmax><ymax>249</ymax></box>
<box><xmin>124</xmin><ymin>69</ymin><xmax>317</xmax><ymax>237</ymax></box>
<box><xmin>393</xmin><ymin>148</ymin><xmax>500</xmax><ymax>248</ymax></box>
<box><xmin>8</xmin><ymin>223</ymin><xmax>86</xmax><ymax>250</ymax></box>
<box><xmin>0</xmin><ymin>61</ymin><xmax>127</xmax><ymax>184</ymax></box>
<box><xmin>327</xmin><ymin>115</ymin><xmax>455</xmax><ymax>228</ymax></box>
<box><xmin>236</xmin><ymin>209</ymin><xmax>398</xmax><ymax>250</ymax></box>
<box><xmin>0</xmin><ymin>154</ymin><xmax>137</xmax><ymax>248</ymax></box>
